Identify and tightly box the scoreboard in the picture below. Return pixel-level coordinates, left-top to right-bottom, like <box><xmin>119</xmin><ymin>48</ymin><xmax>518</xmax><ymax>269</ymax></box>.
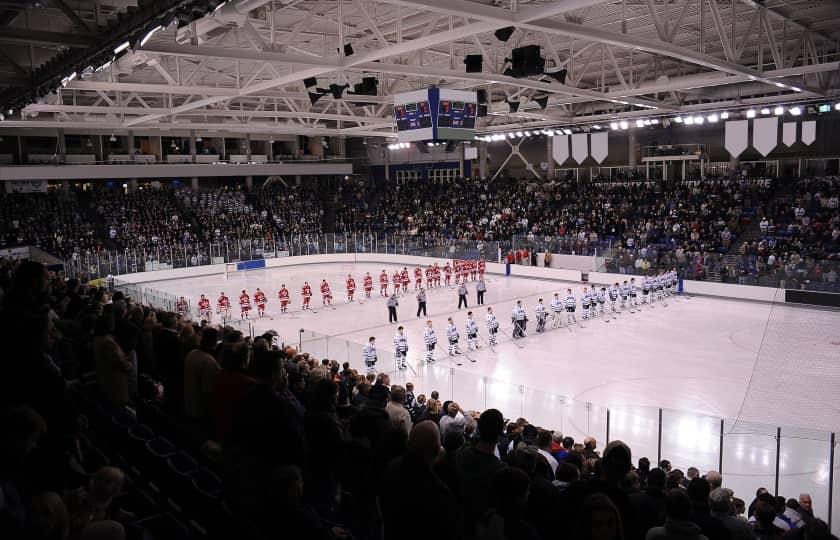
<box><xmin>394</xmin><ymin>88</ymin><xmax>477</xmax><ymax>142</ymax></box>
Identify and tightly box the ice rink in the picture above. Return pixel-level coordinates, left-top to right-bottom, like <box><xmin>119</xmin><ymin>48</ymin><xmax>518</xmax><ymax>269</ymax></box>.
<box><xmin>142</xmin><ymin>261</ymin><xmax>840</xmax><ymax>520</ymax></box>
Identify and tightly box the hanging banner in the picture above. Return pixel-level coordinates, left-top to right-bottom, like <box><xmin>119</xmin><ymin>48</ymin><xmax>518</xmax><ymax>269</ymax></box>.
<box><xmin>782</xmin><ymin>122</ymin><xmax>797</xmax><ymax>147</ymax></box>
<box><xmin>801</xmin><ymin>121</ymin><xmax>816</xmax><ymax>145</ymax></box>
<box><xmin>752</xmin><ymin>117</ymin><xmax>778</xmax><ymax>157</ymax></box>
<box><xmin>5</xmin><ymin>180</ymin><xmax>48</xmax><ymax>193</ymax></box>
<box><xmin>590</xmin><ymin>132</ymin><xmax>608</xmax><ymax>164</ymax></box>
<box><xmin>571</xmin><ymin>133</ymin><xmax>588</xmax><ymax>164</ymax></box>
<box><xmin>552</xmin><ymin>134</ymin><xmax>569</xmax><ymax>165</ymax></box>
<box><xmin>724</xmin><ymin>120</ymin><xmax>749</xmax><ymax>157</ymax></box>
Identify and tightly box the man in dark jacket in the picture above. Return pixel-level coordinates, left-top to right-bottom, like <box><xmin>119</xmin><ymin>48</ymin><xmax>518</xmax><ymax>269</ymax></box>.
<box><xmin>382</xmin><ymin>421</ymin><xmax>457</xmax><ymax>540</ymax></box>
<box><xmin>709</xmin><ymin>488</ymin><xmax>757</xmax><ymax>540</ymax></box>
<box><xmin>630</xmin><ymin>467</ymin><xmax>668</xmax><ymax>540</ymax></box>
<box><xmin>687</xmin><ymin>477</ymin><xmax>730</xmax><ymax>540</ymax></box>
<box><xmin>646</xmin><ymin>489</ymin><xmax>708</xmax><ymax>540</ymax></box>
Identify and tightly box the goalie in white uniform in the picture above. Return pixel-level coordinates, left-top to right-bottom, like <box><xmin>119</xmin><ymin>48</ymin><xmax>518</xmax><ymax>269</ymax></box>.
<box><xmin>446</xmin><ymin>317</ymin><xmax>462</xmax><ymax>356</ymax></box>
<box><xmin>362</xmin><ymin>337</ymin><xmax>378</xmax><ymax>375</ymax></box>
<box><xmin>423</xmin><ymin>320</ymin><xmax>437</xmax><ymax>363</ymax></box>
<box><xmin>394</xmin><ymin>326</ymin><xmax>408</xmax><ymax>370</ymax></box>
<box><xmin>534</xmin><ymin>298</ymin><xmax>547</xmax><ymax>332</ymax></box>
<box><xmin>550</xmin><ymin>293</ymin><xmax>564</xmax><ymax>328</ymax></box>
<box><xmin>465</xmin><ymin>311</ymin><xmax>480</xmax><ymax>353</ymax></box>
<box><xmin>486</xmin><ymin>307</ymin><xmax>499</xmax><ymax>346</ymax></box>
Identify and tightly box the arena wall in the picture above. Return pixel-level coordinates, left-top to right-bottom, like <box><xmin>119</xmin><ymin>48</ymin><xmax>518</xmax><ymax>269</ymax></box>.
<box><xmin>117</xmin><ymin>253</ymin><xmax>794</xmax><ymax>305</ymax></box>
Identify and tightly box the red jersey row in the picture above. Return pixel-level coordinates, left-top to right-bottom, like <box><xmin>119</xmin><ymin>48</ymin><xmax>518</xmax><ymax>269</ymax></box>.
<box><xmin>175</xmin><ymin>260</ymin><xmax>486</xmax><ymax>320</ymax></box>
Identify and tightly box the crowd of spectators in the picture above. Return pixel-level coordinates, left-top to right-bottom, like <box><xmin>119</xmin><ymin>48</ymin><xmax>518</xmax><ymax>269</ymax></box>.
<box><xmin>0</xmin><ymin>175</ymin><xmax>838</xmax><ymax>290</ymax></box>
<box><xmin>1</xmin><ymin>257</ymin><xmax>836</xmax><ymax>540</ymax></box>
<box><xmin>0</xmin><ymin>191</ymin><xmax>99</xmax><ymax>260</ymax></box>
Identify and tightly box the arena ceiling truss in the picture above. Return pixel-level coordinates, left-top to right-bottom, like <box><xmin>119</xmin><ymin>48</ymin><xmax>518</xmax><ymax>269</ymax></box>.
<box><xmin>0</xmin><ymin>0</ymin><xmax>838</xmax><ymax>138</ymax></box>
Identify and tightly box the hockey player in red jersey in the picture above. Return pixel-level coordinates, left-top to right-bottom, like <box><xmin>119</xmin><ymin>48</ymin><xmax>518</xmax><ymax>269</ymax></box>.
<box><xmin>346</xmin><ymin>275</ymin><xmax>356</xmax><ymax>302</ymax></box>
<box><xmin>363</xmin><ymin>272</ymin><xmax>373</xmax><ymax>299</ymax></box>
<box><xmin>254</xmin><ymin>288</ymin><xmax>267</xmax><ymax>318</ymax></box>
<box><xmin>478</xmin><ymin>258</ymin><xmax>486</xmax><ymax>280</ymax></box>
<box><xmin>400</xmin><ymin>268</ymin><xmax>410</xmax><ymax>292</ymax></box>
<box><xmin>392</xmin><ymin>270</ymin><xmax>401</xmax><ymax>296</ymax></box>
<box><xmin>434</xmin><ymin>263</ymin><xmax>441</xmax><ymax>287</ymax></box>
<box><xmin>197</xmin><ymin>294</ymin><xmax>212</xmax><ymax>322</ymax></box>
<box><xmin>301</xmin><ymin>282</ymin><xmax>312</xmax><ymax>310</ymax></box>
<box><xmin>444</xmin><ymin>262</ymin><xmax>452</xmax><ymax>286</ymax></box>
<box><xmin>217</xmin><ymin>292</ymin><xmax>231</xmax><ymax>320</ymax></box>
<box><xmin>471</xmin><ymin>260</ymin><xmax>478</xmax><ymax>281</ymax></box>
<box><xmin>239</xmin><ymin>290</ymin><xmax>251</xmax><ymax>319</ymax></box>
<box><xmin>425</xmin><ymin>266</ymin><xmax>434</xmax><ymax>289</ymax></box>
<box><xmin>320</xmin><ymin>279</ymin><xmax>332</xmax><ymax>306</ymax></box>
<box><xmin>379</xmin><ymin>270</ymin><xmax>389</xmax><ymax>297</ymax></box>
<box><xmin>414</xmin><ymin>266</ymin><xmax>423</xmax><ymax>289</ymax></box>
<box><xmin>176</xmin><ymin>296</ymin><xmax>189</xmax><ymax>318</ymax></box>
<box><xmin>278</xmin><ymin>285</ymin><xmax>290</xmax><ymax>313</ymax></box>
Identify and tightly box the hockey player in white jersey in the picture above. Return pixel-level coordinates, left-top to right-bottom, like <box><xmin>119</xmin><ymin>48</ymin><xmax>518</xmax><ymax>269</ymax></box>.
<box><xmin>423</xmin><ymin>320</ymin><xmax>437</xmax><ymax>363</ymax></box>
<box><xmin>629</xmin><ymin>278</ymin><xmax>639</xmax><ymax>306</ymax></box>
<box><xmin>563</xmin><ymin>289</ymin><xmax>577</xmax><ymax>324</ymax></box>
<box><xmin>534</xmin><ymin>298</ymin><xmax>547</xmax><ymax>332</ymax></box>
<box><xmin>597</xmin><ymin>287</ymin><xmax>607</xmax><ymax>315</ymax></box>
<box><xmin>550</xmin><ymin>293</ymin><xmax>564</xmax><ymax>328</ymax></box>
<box><xmin>609</xmin><ymin>283</ymin><xmax>620</xmax><ymax>312</ymax></box>
<box><xmin>581</xmin><ymin>286</ymin><xmax>592</xmax><ymax>320</ymax></box>
<box><xmin>620</xmin><ymin>280</ymin><xmax>630</xmax><ymax>309</ymax></box>
<box><xmin>446</xmin><ymin>317</ymin><xmax>462</xmax><ymax>355</ymax></box>
<box><xmin>511</xmin><ymin>300</ymin><xmax>527</xmax><ymax>338</ymax></box>
<box><xmin>362</xmin><ymin>337</ymin><xmax>378</xmax><ymax>375</ymax></box>
<box><xmin>465</xmin><ymin>312</ymin><xmax>480</xmax><ymax>354</ymax></box>
<box><xmin>642</xmin><ymin>276</ymin><xmax>651</xmax><ymax>304</ymax></box>
<box><xmin>486</xmin><ymin>307</ymin><xmax>499</xmax><ymax>346</ymax></box>
<box><xmin>394</xmin><ymin>326</ymin><xmax>408</xmax><ymax>370</ymax></box>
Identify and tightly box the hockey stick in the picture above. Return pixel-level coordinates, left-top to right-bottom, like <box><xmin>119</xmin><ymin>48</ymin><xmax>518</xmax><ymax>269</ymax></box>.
<box><xmin>437</xmin><ymin>341</ymin><xmax>462</xmax><ymax>366</ymax></box>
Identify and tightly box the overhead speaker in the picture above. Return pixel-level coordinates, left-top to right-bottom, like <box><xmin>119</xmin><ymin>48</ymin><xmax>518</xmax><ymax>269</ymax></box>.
<box><xmin>544</xmin><ymin>68</ymin><xmax>567</xmax><ymax>84</ymax></box>
<box><xmin>494</xmin><ymin>26</ymin><xmax>515</xmax><ymax>42</ymax></box>
<box><xmin>303</xmin><ymin>77</ymin><xmax>318</xmax><ymax>88</ymax></box>
<box><xmin>505</xmin><ymin>45</ymin><xmax>545</xmax><ymax>78</ymax></box>
<box><xmin>329</xmin><ymin>83</ymin><xmax>350</xmax><ymax>99</ymax></box>
<box><xmin>464</xmin><ymin>54</ymin><xmax>483</xmax><ymax>73</ymax></box>
<box><xmin>477</xmin><ymin>104</ymin><xmax>488</xmax><ymax>117</ymax></box>
<box><xmin>308</xmin><ymin>91</ymin><xmax>327</xmax><ymax>105</ymax></box>
<box><xmin>343</xmin><ymin>43</ymin><xmax>354</xmax><ymax>57</ymax></box>
<box><xmin>445</xmin><ymin>141</ymin><xmax>457</xmax><ymax>152</ymax></box>
<box><xmin>476</xmin><ymin>89</ymin><xmax>487</xmax><ymax>104</ymax></box>
<box><xmin>506</xmin><ymin>99</ymin><xmax>520</xmax><ymax>113</ymax></box>
<box><xmin>349</xmin><ymin>76</ymin><xmax>378</xmax><ymax>96</ymax></box>
<box><xmin>534</xmin><ymin>95</ymin><xmax>549</xmax><ymax>109</ymax></box>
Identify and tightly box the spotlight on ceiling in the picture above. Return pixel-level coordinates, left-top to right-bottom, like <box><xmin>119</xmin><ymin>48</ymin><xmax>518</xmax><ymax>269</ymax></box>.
<box><xmin>746</xmin><ymin>109</ymin><xmax>757</xmax><ymax>118</ymax></box>
<box><xmin>773</xmin><ymin>106</ymin><xmax>784</xmax><ymax>116</ymax></box>
<box><xmin>789</xmin><ymin>106</ymin><xmax>802</xmax><ymax>116</ymax></box>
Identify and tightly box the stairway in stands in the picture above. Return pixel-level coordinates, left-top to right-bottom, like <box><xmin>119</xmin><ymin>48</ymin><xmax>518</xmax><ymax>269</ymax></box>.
<box><xmin>319</xmin><ymin>178</ymin><xmax>338</xmax><ymax>232</ymax></box>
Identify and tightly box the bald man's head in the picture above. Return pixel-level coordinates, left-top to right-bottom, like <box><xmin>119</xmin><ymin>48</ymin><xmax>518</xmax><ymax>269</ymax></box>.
<box><xmin>409</xmin><ymin>420</ymin><xmax>442</xmax><ymax>464</ymax></box>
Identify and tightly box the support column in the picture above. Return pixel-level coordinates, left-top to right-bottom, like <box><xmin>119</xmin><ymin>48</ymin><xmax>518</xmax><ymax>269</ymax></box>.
<box><xmin>127</xmin><ymin>130</ymin><xmax>136</xmax><ymax>162</ymax></box>
<box><xmin>458</xmin><ymin>143</ymin><xmax>464</xmax><ymax>177</ymax></box>
<box><xmin>191</xmin><ymin>177</ymin><xmax>199</xmax><ymax>190</ymax></box>
<box><xmin>682</xmin><ymin>160</ymin><xmax>686</xmax><ymax>180</ymax></box>
<box><xmin>628</xmin><ymin>128</ymin><xmax>637</xmax><ymax>168</ymax></box>
<box><xmin>546</xmin><ymin>137</ymin><xmax>555</xmax><ymax>180</ymax></box>
<box><xmin>267</xmin><ymin>139</ymin><xmax>274</xmax><ymax>162</ymax></box>
<box><xmin>245</xmin><ymin>175</ymin><xmax>253</xmax><ymax>190</ymax></box>
<box><xmin>94</xmin><ymin>135</ymin><xmax>104</xmax><ymax>163</ymax></box>
<box><xmin>189</xmin><ymin>130</ymin><xmax>197</xmax><ymax>163</ymax></box>
<box><xmin>478</xmin><ymin>142</ymin><xmax>487</xmax><ymax>179</ymax></box>
<box><xmin>245</xmin><ymin>134</ymin><xmax>252</xmax><ymax>161</ymax></box>
<box><xmin>61</xmin><ymin>181</ymin><xmax>70</xmax><ymax>194</ymax></box>
<box><xmin>129</xmin><ymin>179</ymin><xmax>138</xmax><ymax>192</ymax></box>
<box><xmin>384</xmin><ymin>147</ymin><xmax>391</xmax><ymax>181</ymax></box>
<box><xmin>57</xmin><ymin>128</ymin><xmax>66</xmax><ymax>163</ymax></box>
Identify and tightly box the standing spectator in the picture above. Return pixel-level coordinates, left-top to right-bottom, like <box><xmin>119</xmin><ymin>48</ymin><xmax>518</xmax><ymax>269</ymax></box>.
<box><xmin>457</xmin><ymin>282</ymin><xmax>468</xmax><ymax>309</ymax></box>
<box><xmin>646</xmin><ymin>489</ymin><xmax>709</xmax><ymax>540</ymax></box>
<box><xmin>381</xmin><ymin>421</ymin><xmax>457</xmax><ymax>540</ymax></box>
<box><xmin>709</xmin><ymin>488</ymin><xmax>756</xmax><ymax>540</ymax></box>
<box><xmin>439</xmin><ymin>402</ymin><xmax>466</xmax><ymax>440</ymax></box>
<box><xmin>476</xmin><ymin>279</ymin><xmax>486</xmax><ymax>305</ymax></box>
<box><xmin>543</xmin><ymin>251</ymin><xmax>552</xmax><ymax>267</ymax></box>
<box><xmin>93</xmin><ymin>315</ymin><xmax>132</xmax><ymax>408</ymax></box>
<box><xmin>212</xmin><ymin>341</ymin><xmax>253</xmax><ymax>442</ymax></box>
<box><xmin>416</xmin><ymin>288</ymin><xmax>427</xmax><ymax>317</ymax></box>
<box><xmin>387</xmin><ymin>293</ymin><xmax>399</xmax><ymax>323</ymax></box>
<box><xmin>457</xmin><ymin>408</ymin><xmax>506</xmax><ymax>538</ymax></box>
<box><xmin>183</xmin><ymin>327</ymin><xmax>221</xmax><ymax>428</ymax></box>
<box><xmin>386</xmin><ymin>385</ymin><xmax>412</xmax><ymax>437</ymax></box>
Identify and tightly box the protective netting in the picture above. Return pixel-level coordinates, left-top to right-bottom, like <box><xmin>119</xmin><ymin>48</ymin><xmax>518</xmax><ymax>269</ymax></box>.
<box><xmin>734</xmin><ymin>288</ymin><xmax>840</xmax><ymax>433</ymax></box>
